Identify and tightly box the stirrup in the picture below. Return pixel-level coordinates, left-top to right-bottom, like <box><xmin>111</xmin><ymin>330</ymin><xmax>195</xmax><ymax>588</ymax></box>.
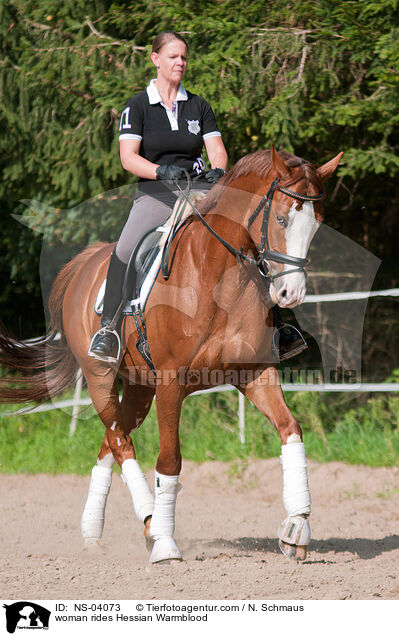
<box><xmin>272</xmin><ymin>322</ymin><xmax>308</xmax><ymax>362</ymax></box>
<box><xmin>88</xmin><ymin>326</ymin><xmax>121</xmax><ymax>363</ymax></box>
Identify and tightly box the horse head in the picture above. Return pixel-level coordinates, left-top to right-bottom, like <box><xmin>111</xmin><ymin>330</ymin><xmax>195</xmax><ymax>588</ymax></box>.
<box><xmin>245</xmin><ymin>146</ymin><xmax>343</xmax><ymax>308</ymax></box>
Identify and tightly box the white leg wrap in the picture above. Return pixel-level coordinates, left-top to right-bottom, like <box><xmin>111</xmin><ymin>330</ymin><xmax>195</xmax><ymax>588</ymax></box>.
<box><xmin>81</xmin><ymin>465</ymin><xmax>112</xmax><ymax>540</ymax></box>
<box><xmin>150</xmin><ymin>472</ymin><xmax>181</xmax><ymax>538</ymax></box>
<box><xmin>149</xmin><ymin>471</ymin><xmax>182</xmax><ymax>563</ymax></box>
<box><xmin>280</xmin><ymin>442</ymin><xmax>311</xmax><ymax>516</ymax></box>
<box><xmin>121</xmin><ymin>458</ymin><xmax>154</xmax><ymax>524</ymax></box>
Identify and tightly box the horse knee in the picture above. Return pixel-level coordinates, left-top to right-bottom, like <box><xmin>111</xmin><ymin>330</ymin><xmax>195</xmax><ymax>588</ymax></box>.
<box><xmin>275</xmin><ymin>417</ymin><xmax>302</xmax><ymax>444</ymax></box>
<box><xmin>156</xmin><ymin>453</ymin><xmax>182</xmax><ymax>477</ymax></box>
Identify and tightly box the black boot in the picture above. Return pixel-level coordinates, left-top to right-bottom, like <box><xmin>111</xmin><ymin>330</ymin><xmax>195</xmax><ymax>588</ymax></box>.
<box><xmin>272</xmin><ymin>306</ymin><xmax>308</xmax><ymax>362</ymax></box>
<box><xmin>88</xmin><ymin>249</ymin><xmax>127</xmax><ymax>363</ymax></box>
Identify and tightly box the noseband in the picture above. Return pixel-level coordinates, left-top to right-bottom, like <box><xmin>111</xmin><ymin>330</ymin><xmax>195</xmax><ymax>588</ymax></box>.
<box><xmin>247</xmin><ymin>178</ymin><xmax>324</xmax><ymax>282</ymax></box>
<box><xmin>174</xmin><ymin>173</ymin><xmax>324</xmax><ymax>284</ymax></box>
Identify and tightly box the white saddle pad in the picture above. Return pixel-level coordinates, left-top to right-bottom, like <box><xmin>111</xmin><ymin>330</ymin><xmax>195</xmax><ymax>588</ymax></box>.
<box><xmin>94</xmin><ymin>226</ymin><xmax>167</xmax><ymax>315</ymax></box>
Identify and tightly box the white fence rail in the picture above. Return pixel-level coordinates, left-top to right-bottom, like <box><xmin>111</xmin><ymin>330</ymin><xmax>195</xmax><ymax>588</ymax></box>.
<box><xmin>4</xmin><ymin>381</ymin><xmax>399</xmax><ymax>443</ymax></box>
<box><xmin>302</xmin><ymin>288</ymin><xmax>399</xmax><ymax>303</ymax></box>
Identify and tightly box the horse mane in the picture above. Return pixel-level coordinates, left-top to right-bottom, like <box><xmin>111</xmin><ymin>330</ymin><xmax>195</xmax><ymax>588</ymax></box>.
<box><xmin>198</xmin><ymin>148</ymin><xmax>324</xmax><ymax>215</ymax></box>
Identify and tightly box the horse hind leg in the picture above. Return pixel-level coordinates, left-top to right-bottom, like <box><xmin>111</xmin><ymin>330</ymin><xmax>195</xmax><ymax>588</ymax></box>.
<box><xmin>240</xmin><ymin>368</ymin><xmax>311</xmax><ymax>561</ymax></box>
<box><xmin>81</xmin><ymin>374</ymin><xmax>154</xmax><ymax>550</ymax></box>
<box><xmin>81</xmin><ymin>436</ymin><xmax>115</xmax><ymax>549</ymax></box>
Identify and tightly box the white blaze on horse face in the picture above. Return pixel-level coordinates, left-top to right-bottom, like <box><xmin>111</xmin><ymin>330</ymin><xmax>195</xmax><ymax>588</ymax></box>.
<box><xmin>274</xmin><ymin>201</ymin><xmax>319</xmax><ymax>308</ymax></box>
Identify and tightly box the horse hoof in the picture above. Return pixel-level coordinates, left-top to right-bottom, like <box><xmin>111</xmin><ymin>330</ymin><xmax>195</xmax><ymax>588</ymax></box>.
<box><xmin>149</xmin><ymin>536</ymin><xmax>182</xmax><ymax>564</ymax></box>
<box><xmin>295</xmin><ymin>545</ymin><xmax>307</xmax><ymax>561</ymax></box>
<box><xmin>144</xmin><ymin>518</ymin><xmax>154</xmax><ymax>552</ymax></box>
<box><xmin>278</xmin><ymin>540</ymin><xmax>307</xmax><ymax>561</ymax></box>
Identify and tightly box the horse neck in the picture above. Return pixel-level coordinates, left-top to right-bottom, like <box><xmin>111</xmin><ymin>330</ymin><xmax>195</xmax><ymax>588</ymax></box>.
<box><xmin>201</xmin><ymin>172</ymin><xmax>276</xmax><ymax>254</ymax></box>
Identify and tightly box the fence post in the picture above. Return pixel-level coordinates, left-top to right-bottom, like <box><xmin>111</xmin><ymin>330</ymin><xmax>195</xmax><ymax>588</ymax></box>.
<box><xmin>70</xmin><ymin>369</ymin><xmax>83</xmax><ymax>436</ymax></box>
<box><xmin>238</xmin><ymin>391</ymin><xmax>245</xmax><ymax>444</ymax></box>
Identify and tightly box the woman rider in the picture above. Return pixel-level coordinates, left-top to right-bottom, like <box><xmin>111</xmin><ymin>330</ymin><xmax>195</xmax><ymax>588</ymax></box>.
<box><xmin>89</xmin><ymin>31</ymin><xmax>305</xmax><ymax>363</ymax></box>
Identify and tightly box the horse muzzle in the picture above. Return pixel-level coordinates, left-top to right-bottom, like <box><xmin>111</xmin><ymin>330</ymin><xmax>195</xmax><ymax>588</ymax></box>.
<box><xmin>269</xmin><ymin>270</ymin><xmax>307</xmax><ymax>308</ymax></box>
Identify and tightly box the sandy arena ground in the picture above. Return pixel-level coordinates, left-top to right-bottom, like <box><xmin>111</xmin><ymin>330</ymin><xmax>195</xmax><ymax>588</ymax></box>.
<box><xmin>0</xmin><ymin>459</ymin><xmax>398</xmax><ymax>600</ymax></box>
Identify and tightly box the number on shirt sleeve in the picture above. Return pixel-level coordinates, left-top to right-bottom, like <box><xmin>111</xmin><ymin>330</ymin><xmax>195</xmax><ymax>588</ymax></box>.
<box><xmin>119</xmin><ymin>107</ymin><xmax>131</xmax><ymax>131</ymax></box>
<box><xmin>119</xmin><ymin>99</ymin><xmax>143</xmax><ymax>140</ymax></box>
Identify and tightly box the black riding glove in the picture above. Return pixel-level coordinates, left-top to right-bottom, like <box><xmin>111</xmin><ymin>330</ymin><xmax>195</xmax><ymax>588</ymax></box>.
<box><xmin>156</xmin><ymin>164</ymin><xmax>186</xmax><ymax>181</ymax></box>
<box><xmin>204</xmin><ymin>168</ymin><xmax>225</xmax><ymax>184</ymax></box>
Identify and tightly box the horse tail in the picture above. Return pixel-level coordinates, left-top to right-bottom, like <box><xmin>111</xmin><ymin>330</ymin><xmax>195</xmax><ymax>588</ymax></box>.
<box><xmin>0</xmin><ymin>242</ymin><xmax>108</xmax><ymax>404</ymax></box>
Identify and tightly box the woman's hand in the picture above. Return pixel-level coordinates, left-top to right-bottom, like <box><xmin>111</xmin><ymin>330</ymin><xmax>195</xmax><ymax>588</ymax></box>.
<box><xmin>204</xmin><ymin>168</ymin><xmax>225</xmax><ymax>184</ymax></box>
<box><xmin>156</xmin><ymin>164</ymin><xmax>186</xmax><ymax>181</ymax></box>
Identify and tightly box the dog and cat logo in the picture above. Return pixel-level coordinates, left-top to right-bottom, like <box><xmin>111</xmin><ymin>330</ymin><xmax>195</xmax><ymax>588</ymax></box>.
<box><xmin>3</xmin><ymin>602</ymin><xmax>50</xmax><ymax>633</ymax></box>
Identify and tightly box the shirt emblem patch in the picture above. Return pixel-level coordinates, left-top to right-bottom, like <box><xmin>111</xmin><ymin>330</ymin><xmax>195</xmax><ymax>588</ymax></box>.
<box><xmin>187</xmin><ymin>119</ymin><xmax>200</xmax><ymax>135</ymax></box>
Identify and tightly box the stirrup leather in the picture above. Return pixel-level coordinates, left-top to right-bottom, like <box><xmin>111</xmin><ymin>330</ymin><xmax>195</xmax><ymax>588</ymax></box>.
<box><xmin>88</xmin><ymin>326</ymin><xmax>121</xmax><ymax>363</ymax></box>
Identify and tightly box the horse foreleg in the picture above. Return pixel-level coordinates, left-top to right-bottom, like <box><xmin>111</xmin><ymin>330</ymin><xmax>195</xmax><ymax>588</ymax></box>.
<box><xmin>148</xmin><ymin>382</ymin><xmax>184</xmax><ymax>564</ymax></box>
<box><xmin>241</xmin><ymin>367</ymin><xmax>311</xmax><ymax>561</ymax></box>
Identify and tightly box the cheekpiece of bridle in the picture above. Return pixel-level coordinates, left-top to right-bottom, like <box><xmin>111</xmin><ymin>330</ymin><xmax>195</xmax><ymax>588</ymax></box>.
<box><xmin>247</xmin><ymin>177</ymin><xmax>324</xmax><ymax>282</ymax></box>
<box><xmin>173</xmin><ymin>171</ymin><xmax>324</xmax><ymax>285</ymax></box>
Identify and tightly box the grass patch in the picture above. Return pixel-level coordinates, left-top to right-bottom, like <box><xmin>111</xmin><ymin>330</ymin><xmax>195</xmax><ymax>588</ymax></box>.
<box><xmin>0</xmin><ymin>391</ymin><xmax>398</xmax><ymax>474</ymax></box>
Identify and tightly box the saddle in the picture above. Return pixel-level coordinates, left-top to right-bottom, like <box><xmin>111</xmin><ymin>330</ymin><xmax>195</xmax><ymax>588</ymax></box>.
<box><xmin>94</xmin><ymin>191</ymin><xmax>206</xmax><ymax>316</ymax></box>
<box><xmin>94</xmin><ymin>226</ymin><xmax>167</xmax><ymax>316</ymax></box>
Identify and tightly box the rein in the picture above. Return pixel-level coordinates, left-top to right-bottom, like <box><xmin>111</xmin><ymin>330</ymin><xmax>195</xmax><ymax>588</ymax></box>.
<box><xmin>174</xmin><ymin>176</ymin><xmax>258</xmax><ymax>269</ymax></box>
<box><xmin>174</xmin><ymin>171</ymin><xmax>324</xmax><ymax>283</ymax></box>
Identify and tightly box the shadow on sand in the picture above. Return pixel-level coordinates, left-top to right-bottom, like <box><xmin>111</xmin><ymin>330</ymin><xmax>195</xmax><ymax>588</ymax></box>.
<box><xmin>202</xmin><ymin>534</ymin><xmax>399</xmax><ymax>561</ymax></box>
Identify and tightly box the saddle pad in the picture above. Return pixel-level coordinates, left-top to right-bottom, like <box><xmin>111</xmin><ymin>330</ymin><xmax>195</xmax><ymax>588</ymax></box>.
<box><xmin>94</xmin><ymin>227</ymin><xmax>166</xmax><ymax>316</ymax></box>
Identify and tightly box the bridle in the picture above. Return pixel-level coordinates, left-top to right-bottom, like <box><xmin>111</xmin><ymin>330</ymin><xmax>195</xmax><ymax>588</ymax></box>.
<box><xmin>247</xmin><ymin>177</ymin><xmax>324</xmax><ymax>281</ymax></box>
<box><xmin>173</xmin><ymin>172</ymin><xmax>324</xmax><ymax>284</ymax></box>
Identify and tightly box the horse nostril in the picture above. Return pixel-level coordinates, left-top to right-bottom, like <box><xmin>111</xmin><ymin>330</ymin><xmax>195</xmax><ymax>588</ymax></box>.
<box><xmin>281</xmin><ymin>289</ymin><xmax>287</xmax><ymax>298</ymax></box>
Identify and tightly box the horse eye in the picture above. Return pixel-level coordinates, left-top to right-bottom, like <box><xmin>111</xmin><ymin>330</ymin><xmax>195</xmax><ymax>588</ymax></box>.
<box><xmin>277</xmin><ymin>216</ymin><xmax>287</xmax><ymax>228</ymax></box>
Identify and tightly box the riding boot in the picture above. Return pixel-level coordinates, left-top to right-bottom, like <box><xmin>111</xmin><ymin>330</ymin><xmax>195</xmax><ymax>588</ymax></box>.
<box><xmin>272</xmin><ymin>305</ymin><xmax>308</xmax><ymax>361</ymax></box>
<box><xmin>88</xmin><ymin>249</ymin><xmax>127</xmax><ymax>363</ymax></box>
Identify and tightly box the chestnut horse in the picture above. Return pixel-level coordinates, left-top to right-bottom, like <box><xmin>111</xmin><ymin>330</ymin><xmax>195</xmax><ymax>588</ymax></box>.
<box><xmin>0</xmin><ymin>146</ymin><xmax>342</xmax><ymax>563</ymax></box>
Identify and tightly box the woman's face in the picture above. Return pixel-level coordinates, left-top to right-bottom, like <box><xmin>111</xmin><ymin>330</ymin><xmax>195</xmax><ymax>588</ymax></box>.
<box><xmin>151</xmin><ymin>39</ymin><xmax>187</xmax><ymax>84</ymax></box>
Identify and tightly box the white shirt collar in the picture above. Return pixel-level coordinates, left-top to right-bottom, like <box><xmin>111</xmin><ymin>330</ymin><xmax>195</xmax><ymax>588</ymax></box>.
<box><xmin>147</xmin><ymin>79</ymin><xmax>188</xmax><ymax>105</ymax></box>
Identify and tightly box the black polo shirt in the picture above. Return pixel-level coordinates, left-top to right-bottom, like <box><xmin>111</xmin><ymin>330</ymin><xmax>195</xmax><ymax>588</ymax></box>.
<box><xmin>119</xmin><ymin>80</ymin><xmax>221</xmax><ymax>191</ymax></box>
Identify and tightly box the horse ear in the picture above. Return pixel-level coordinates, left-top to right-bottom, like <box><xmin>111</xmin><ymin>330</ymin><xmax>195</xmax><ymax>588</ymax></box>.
<box><xmin>271</xmin><ymin>144</ymin><xmax>289</xmax><ymax>179</ymax></box>
<box><xmin>317</xmin><ymin>152</ymin><xmax>344</xmax><ymax>182</ymax></box>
